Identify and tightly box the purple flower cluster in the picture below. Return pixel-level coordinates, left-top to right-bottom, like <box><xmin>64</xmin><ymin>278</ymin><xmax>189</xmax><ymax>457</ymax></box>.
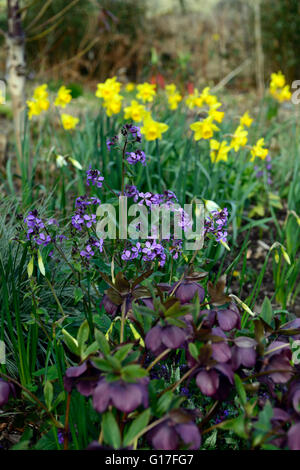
<box><xmin>80</xmin><ymin>238</ymin><xmax>104</xmax><ymax>259</ymax></box>
<box><xmin>126</xmin><ymin>149</ymin><xmax>146</xmax><ymax>166</ymax></box>
<box><xmin>254</xmin><ymin>155</ymin><xmax>272</xmax><ymax>185</ymax></box>
<box><xmin>24</xmin><ymin>210</ymin><xmax>52</xmax><ymax>247</ymax></box>
<box><xmin>106</xmin><ymin>135</ymin><xmax>118</xmax><ymax>151</ymax></box>
<box><xmin>121</xmin><ymin>123</ymin><xmax>142</xmax><ymax>142</ymax></box>
<box><xmin>121</xmin><ymin>240</ymin><xmax>166</xmax><ymax>266</ymax></box>
<box><xmin>72</xmin><ymin>196</ymin><xmax>100</xmax><ymax>231</ymax></box>
<box><xmin>121</xmin><ymin>242</ymin><xmax>141</xmax><ymax>261</ymax></box>
<box><xmin>205</xmin><ymin>208</ymin><xmax>228</xmax><ymax>243</ymax></box>
<box><xmin>86</xmin><ymin>167</ymin><xmax>104</xmax><ymax>188</ymax></box>
<box><xmin>169</xmin><ymin>239</ymin><xmax>183</xmax><ymax>260</ymax></box>
<box><xmin>142</xmin><ymin>240</ymin><xmax>166</xmax><ymax>266</ymax></box>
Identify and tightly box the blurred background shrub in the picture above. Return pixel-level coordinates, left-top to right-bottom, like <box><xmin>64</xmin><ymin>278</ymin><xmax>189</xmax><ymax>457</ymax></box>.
<box><xmin>0</xmin><ymin>0</ymin><xmax>299</xmax><ymax>87</ymax></box>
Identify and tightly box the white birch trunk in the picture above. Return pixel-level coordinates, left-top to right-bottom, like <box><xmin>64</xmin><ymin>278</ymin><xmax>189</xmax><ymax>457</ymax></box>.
<box><xmin>6</xmin><ymin>0</ymin><xmax>25</xmax><ymax>167</ymax></box>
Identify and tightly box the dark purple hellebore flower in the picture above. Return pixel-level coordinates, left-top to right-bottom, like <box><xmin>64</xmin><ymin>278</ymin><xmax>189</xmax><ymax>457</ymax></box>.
<box><xmin>0</xmin><ymin>379</ymin><xmax>15</xmax><ymax>407</ymax></box>
<box><xmin>145</xmin><ymin>325</ymin><xmax>187</xmax><ymax>355</ymax></box>
<box><xmin>262</xmin><ymin>341</ymin><xmax>293</xmax><ymax>384</ymax></box>
<box><xmin>172</xmin><ymin>280</ymin><xmax>205</xmax><ymax>305</ymax></box>
<box><xmin>206</xmin><ymin>306</ymin><xmax>241</xmax><ymax>332</ymax></box>
<box><xmin>148</xmin><ymin>416</ymin><xmax>201</xmax><ymax>450</ymax></box>
<box><xmin>93</xmin><ymin>377</ymin><xmax>149</xmax><ymax>413</ymax></box>
<box><xmin>64</xmin><ymin>361</ymin><xmax>100</xmax><ymax>396</ymax></box>
<box><xmin>195</xmin><ymin>363</ymin><xmax>234</xmax><ymax>397</ymax></box>
<box><xmin>231</xmin><ymin>336</ymin><xmax>257</xmax><ymax>369</ymax></box>
<box><xmin>288</xmin><ymin>381</ymin><xmax>300</xmax><ymax>415</ymax></box>
<box><xmin>288</xmin><ymin>422</ymin><xmax>300</xmax><ymax>450</ymax></box>
<box><xmin>100</xmin><ymin>294</ymin><xmax>119</xmax><ymax>317</ymax></box>
<box><xmin>269</xmin><ymin>407</ymin><xmax>290</xmax><ymax>449</ymax></box>
<box><xmin>211</xmin><ymin>327</ymin><xmax>232</xmax><ymax>363</ymax></box>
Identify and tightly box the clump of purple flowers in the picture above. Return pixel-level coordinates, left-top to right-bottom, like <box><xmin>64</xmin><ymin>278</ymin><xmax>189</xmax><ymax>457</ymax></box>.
<box><xmin>86</xmin><ymin>167</ymin><xmax>104</xmax><ymax>188</ymax></box>
<box><xmin>80</xmin><ymin>238</ymin><xmax>104</xmax><ymax>259</ymax></box>
<box><xmin>106</xmin><ymin>135</ymin><xmax>118</xmax><ymax>151</ymax></box>
<box><xmin>142</xmin><ymin>240</ymin><xmax>166</xmax><ymax>266</ymax></box>
<box><xmin>204</xmin><ymin>207</ymin><xmax>228</xmax><ymax>243</ymax></box>
<box><xmin>24</xmin><ymin>210</ymin><xmax>53</xmax><ymax>247</ymax></box>
<box><xmin>121</xmin><ymin>242</ymin><xmax>141</xmax><ymax>261</ymax></box>
<box><xmin>126</xmin><ymin>149</ymin><xmax>146</xmax><ymax>166</ymax></box>
<box><xmin>121</xmin><ymin>123</ymin><xmax>142</xmax><ymax>142</ymax></box>
<box><xmin>72</xmin><ymin>196</ymin><xmax>100</xmax><ymax>232</ymax></box>
<box><xmin>254</xmin><ymin>155</ymin><xmax>272</xmax><ymax>185</ymax></box>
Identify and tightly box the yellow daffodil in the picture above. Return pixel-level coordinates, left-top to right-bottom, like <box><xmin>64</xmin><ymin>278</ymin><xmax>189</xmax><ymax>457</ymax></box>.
<box><xmin>27</xmin><ymin>100</ymin><xmax>42</xmax><ymax>120</ymax></box>
<box><xmin>201</xmin><ymin>87</ymin><xmax>217</xmax><ymax>107</ymax></box>
<box><xmin>208</xmin><ymin>102</ymin><xmax>224</xmax><ymax>123</ymax></box>
<box><xmin>271</xmin><ymin>85</ymin><xmax>292</xmax><ymax>103</ymax></box>
<box><xmin>250</xmin><ymin>138</ymin><xmax>268</xmax><ymax>161</ymax></box>
<box><xmin>140</xmin><ymin>116</ymin><xmax>169</xmax><ymax>141</ymax></box>
<box><xmin>95</xmin><ymin>77</ymin><xmax>121</xmax><ymax>100</ymax></box>
<box><xmin>240</xmin><ymin>111</ymin><xmax>253</xmax><ymax>128</ymax></box>
<box><xmin>168</xmin><ymin>92</ymin><xmax>182</xmax><ymax>110</ymax></box>
<box><xmin>55</xmin><ymin>85</ymin><xmax>72</xmax><ymax>108</ymax></box>
<box><xmin>136</xmin><ymin>83</ymin><xmax>156</xmax><ymax>103</ymax></box>
<box><xmin>124</xmin><ymin>100</ymin><xmax>146</xmax><ymax>122</ymax></box>
<box><xmin>270</xmin><ymin>71</ymin><xmax>286</xmax><ymax>90</ymax></box>
<box><xmin>190</xmin><ymin>117</ymin><xmax>219</xmax><ymax>141</ymax></box>
<box><xmin>33</xmin><ymin>84</ymin><xmax>49</xmax><ymax>101</ymax></box>
<box><xmin>103</xmin><ymin>94</ymin><xmax>123</xmax><ymax>117</ymax></box>
<box><xmin>185</xmin><ymin>89</ymin><xmax>201</xmax><ymax>109</ymax></box>
<box><xmin>61</xmin><ymin>113</ymin><xmax>79</xmax><ymax>130</ymax></box>
<box><xmin>165</xmin><ymin>84</ymin><xmax>177</xmax><ymax>95</ymax></box>
<box><xmin>125</xmin><ymin>82</ymin><xmax>135</xmax><ymax>92</ymax></box>
<box><xmin>230</xmin><ymin>125</ymin><xmax>248</xmax><ymax>151</ymax></box>
<box><xmin>210</xmin><ymin>139</ymin><xmax>231</xmax><ymax>163</ymax></box>
<box><xmin>0</xmin><ymin>90</ymin><xmax>5</xmax><ymax>105</ymax></box>
<box><xmin>269</xmin><ymin>72</ymin><xmax>291</xmax><ymax>103</ymax></box>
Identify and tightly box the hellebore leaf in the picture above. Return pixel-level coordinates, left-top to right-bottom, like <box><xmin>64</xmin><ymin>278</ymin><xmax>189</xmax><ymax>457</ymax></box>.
<box><xmin>77</xmin><ymin>320</ymin><xmax>90</xmax><ymax>356</ymax></box>
<box><xmin>234</xmin><ymin>374</ymin><xmax>247</xmax><ymax>407</ymax></box>
<box><xmin>43</xmin><ymin>380</ymin><xmax>53</xmax><ymax>411</ymax></box>
<box><xmin>260</xmin><ymin>297</ymin><xmax>273</xmax><ymax>326</ymax></box>
<box><xmin>95</xmin><ymin>328</ymin><xmax>110</xmax><ymax>356</ymax></box>
<box><xmin>62</xmin><ymin>329</ymin><xmax>80</xmax><ymax>356</ymax></box>
<box><xmin>123</xmin><ymin>409</ymin><xmax>151</xmax><ymax>446</ymax></box>
<box><xmin>102</xmin><ymin>411</ymin><xmax>122</xmax><ymax>449</ymax></box>
<box><xmin>219</xmin><ymin>415</ymin><xmax>248</xmax><ymax>439</ymax></box>
<box><xmin>188</xmin><ymin>342</ymin><xmax>199</xmax><ymax>361</ymax></box>
<box><xmin>121</xmin><ymin>364</ymin><xmax>148</xmax><ymax>382</ymax></box>
<box><xmin>114</xmin><ymin>343</ymin><xmax>134</xmax><ymax>362</ymax></box>
<box><xmin>207</xmin><ymin>276</ymin><xmax>231</xmax><ymax>306</ymax></box>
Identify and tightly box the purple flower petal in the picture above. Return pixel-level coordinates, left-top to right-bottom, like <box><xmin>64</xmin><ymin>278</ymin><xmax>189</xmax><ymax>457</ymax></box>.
<box><xmin>196</xmin><ymin>370</ymin><xmax>219</xmax><ymax>396</ymax></box>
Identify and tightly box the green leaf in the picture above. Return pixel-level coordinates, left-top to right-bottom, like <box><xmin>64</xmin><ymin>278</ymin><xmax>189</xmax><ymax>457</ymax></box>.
<box><xmin>95</xmin><ymin>329</ymin><xmax>110</xmax><ymax>356</ymax></box>
<box><xmin>44</xmin><ymin>380</ymin><xmax>53</xmax><ymax>410</ymax></box>
<box><xmin>155</xmin><ymin>391</ymin><xmax>173</xmax><ymax>416</ymax></box>
<box><xmin>62</xmin><ymin>328</ymin><xmax>80</xmax><ymax>356</ymax></box>
<box><xmin>188</xmin><ymin>343</ymin><xmax>199</xmax><ymax>360</ymax></box>
<box><xmin>37</xmin><ymin>250</ymin><xmax>45</xmax><ymax>276</ymax></box>
<box><xmin>219</xmin><ymin>415</ymin><xmax>248</xmax><ymax>439</ymax></box>
<box><xmin>234</xmin><ymin>374</ymin><xmax>247</xmax><ymax>407</ymax></box>
<box><xmin>82</xmin><ymin>341</ymin><xmax>99</xmax><ymax>360</ymax></box>
<box><xmin>92</xmin><ymin>357</ymin><xmax>114</xmax><ymax>372</ymax></box>
<box><xmin>260</xmin><ymin>297</ymin><xmax>273</xmax><ymax>326</ymax></box>
<box><xmin>114</xmin><ymin>344</ymin><xmax>134</xmax><ymax>362</ymax></box>
<box><xmin>77</xmin><ymin>320</ymin><xmax>89</xmax><ymax>355</ymax></box>
<box><xmin>123</xmin><ymin>409</ymin><xmax>151</xmax><ymax>446</ymax></box>
<box><xmin>74</xmin><ymin>287</ymin><xmax>84</xmax><ymax>305</ymax></box>
<box><xmin>121</xmin><ymin>364</ymin><xmax>148</xmax><ymax>382</ymax></box>
<box><xmin>102</xmin><ymin>411</ymin><xmax>122</xmax><ymax>449</ymax></box>
<box><xmin>27</xmin><ymin>255</ymin><xmax>34</xmax><ymax>278</ymax></box>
